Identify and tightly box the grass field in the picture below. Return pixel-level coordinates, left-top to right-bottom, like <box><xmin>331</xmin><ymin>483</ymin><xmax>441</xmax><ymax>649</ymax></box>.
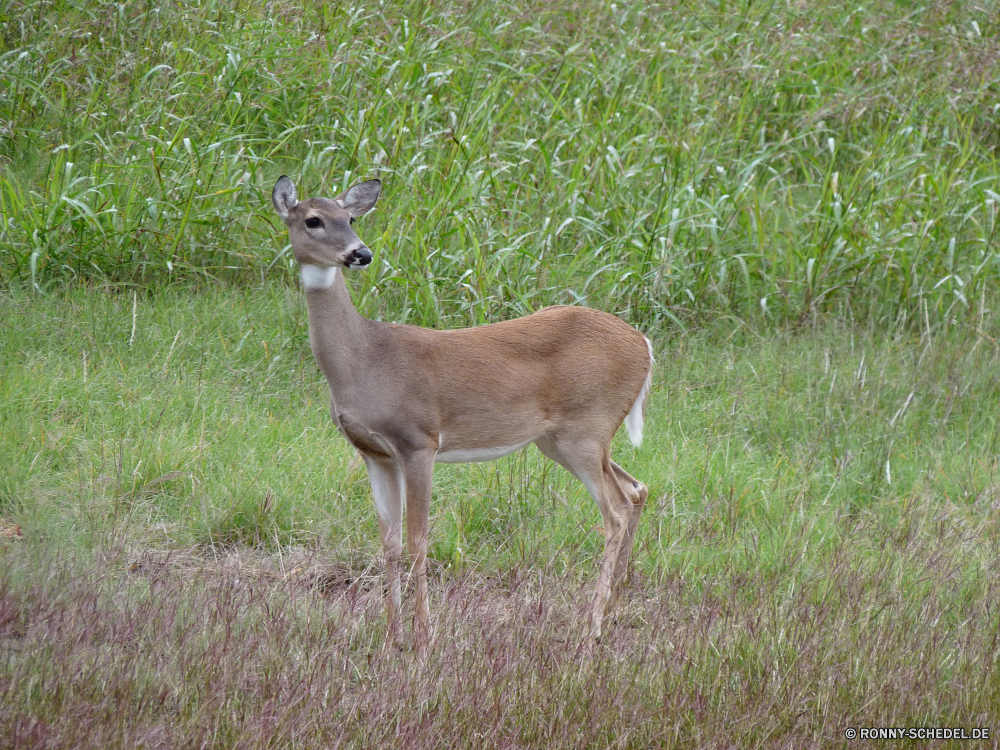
<box><xmin>2</xmin><ymin>0</ymin><xmax>1000</xmax><ymax>746</ymax></box>
<box><xmin>3</xmin><ymin>287</ymin><xmax>999</xmax><ymax>746</ymax></box>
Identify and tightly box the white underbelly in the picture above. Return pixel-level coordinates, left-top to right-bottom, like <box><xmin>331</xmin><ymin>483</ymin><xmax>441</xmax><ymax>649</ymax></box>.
<box><xmin>434</xmin><ymin>437</ymin><xmax>535</xmax><ymax>464</ymax></box>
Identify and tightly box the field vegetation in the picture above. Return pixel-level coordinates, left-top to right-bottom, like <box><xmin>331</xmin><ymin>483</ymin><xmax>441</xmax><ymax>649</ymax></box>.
<box><xmin>2</xmin><ymin>0</ymin><xmax>1000</xmax><ymax>747</ymax></box>
<box><xmin>2</xmin><ymin>0</ymin><xmax>999</xmax><ymax>327</ymax></box>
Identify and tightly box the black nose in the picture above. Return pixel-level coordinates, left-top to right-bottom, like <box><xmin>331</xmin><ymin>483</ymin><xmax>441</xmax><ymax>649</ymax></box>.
<box><xmin>351</xmin><ymin>247</ymin><xmax>373</xmax><ymax>266</ymax></box>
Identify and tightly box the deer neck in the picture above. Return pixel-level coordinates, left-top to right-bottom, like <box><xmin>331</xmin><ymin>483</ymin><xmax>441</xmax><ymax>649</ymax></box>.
<box><xmin>301</xmin><ymin>265</ymin><xmax>369</xmax><ymax>397</ymax></box>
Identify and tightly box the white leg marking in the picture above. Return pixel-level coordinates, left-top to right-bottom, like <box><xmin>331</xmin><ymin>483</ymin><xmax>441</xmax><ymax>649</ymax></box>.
<box><xmin>367</xmin><ymin>460</ymin><xmax>402</xmax><ymax>527</ymax></box>
<box><xmin>301</xmin><ymin>264</ymin><xmax>338</xmax><ymax>290</ymax></box>
<box><xmin>579</xmin><ymin>474</ymin><xmax>602</xmax><ymax>506</ymax></box>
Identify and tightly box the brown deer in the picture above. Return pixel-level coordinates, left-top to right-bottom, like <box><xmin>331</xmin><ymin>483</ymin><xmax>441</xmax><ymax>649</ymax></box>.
<box><xmin>272</xmin><ymin>175</ymin><xmax>653</xmax><ymax>647</ymax></box>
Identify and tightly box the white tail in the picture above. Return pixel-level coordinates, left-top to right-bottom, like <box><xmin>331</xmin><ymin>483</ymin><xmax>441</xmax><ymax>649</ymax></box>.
<box><xmin>272</xmin><ymin>176</ymin><xmax>654</xmax><ymax>647</ymax></box>
<box><xmin>625</xmin><ymin>338</ymin><xmax>655</xmax><ymax>447</ymax></box>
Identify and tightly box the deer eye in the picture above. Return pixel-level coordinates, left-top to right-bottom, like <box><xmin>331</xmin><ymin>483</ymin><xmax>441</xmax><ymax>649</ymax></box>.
<box><xmin>305</xmin><ymin>217</ymin><xmax>322</xmax><ymax>229</ymax></box>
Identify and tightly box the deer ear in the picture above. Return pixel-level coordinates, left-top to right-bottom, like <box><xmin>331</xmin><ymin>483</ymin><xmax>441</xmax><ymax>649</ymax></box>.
<box><xmin>338</xmin><ymin>179</ymin><xmax>381</xmax><ymax>218</ymax></box>
<box><xmin>272</xmin><ymin>176</ymin><xmax>298</xmax><ymax>221</ymax></box>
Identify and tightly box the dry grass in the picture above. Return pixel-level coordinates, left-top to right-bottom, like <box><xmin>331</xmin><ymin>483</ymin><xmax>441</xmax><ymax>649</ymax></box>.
<box><xmin>3</xmin><ymin>495</ymin><xmax>999</xmax><ymax>749</ymax></box>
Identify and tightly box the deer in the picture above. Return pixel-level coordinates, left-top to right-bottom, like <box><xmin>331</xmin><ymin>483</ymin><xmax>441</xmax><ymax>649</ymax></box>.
<box><xmin>271</xmin><ymin>175</ymin><xmax>654</xmax><ymax>648</ymax></box>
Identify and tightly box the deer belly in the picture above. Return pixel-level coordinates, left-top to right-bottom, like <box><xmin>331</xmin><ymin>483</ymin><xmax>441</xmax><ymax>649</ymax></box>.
<box><xmin>434</xmin><ymin>437</ymin><xmax>535</xmax><ymax>464</ymax></box>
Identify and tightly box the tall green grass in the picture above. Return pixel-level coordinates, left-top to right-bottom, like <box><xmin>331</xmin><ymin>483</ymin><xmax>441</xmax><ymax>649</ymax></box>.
<box><xmin>2</xmin><ymin>0</ymin><xmax>998</xmax><ymax>326</ymax></box>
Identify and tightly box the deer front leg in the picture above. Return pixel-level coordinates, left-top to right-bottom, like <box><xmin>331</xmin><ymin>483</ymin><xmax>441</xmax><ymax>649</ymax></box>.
<box><xmin>401</xmin><ymin>452</ymin><xmax>435</xmax><ymax>651</ymax></box>
<box><xmin>365</xmin><ymin>457</ymin><xmax>404</xmax><ymax>640</ymax></box>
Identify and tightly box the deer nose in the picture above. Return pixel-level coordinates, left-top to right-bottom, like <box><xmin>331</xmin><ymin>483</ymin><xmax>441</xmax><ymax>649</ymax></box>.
<box><xmin>350</xmin><ymin>247</ymin><xmax>373</xmax><ymax>267</ymax></box>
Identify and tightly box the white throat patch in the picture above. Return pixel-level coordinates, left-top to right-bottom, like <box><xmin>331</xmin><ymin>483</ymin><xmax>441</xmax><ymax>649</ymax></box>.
<box><xmin>301</xmin><ymin>264</ymin><xmax>338</xmax><ymax>290</ymax></box>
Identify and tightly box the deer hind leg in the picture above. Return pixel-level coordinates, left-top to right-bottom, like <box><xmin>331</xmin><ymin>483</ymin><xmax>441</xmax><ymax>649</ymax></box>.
<box><xmin>364</xmin><ymin>457</ymin><xmax>404</xmax><ymax>638</ymax></box>
<box><xmin>535</xmin><ymin>436</ymin><xmax>628</xmax><ymax>641</ymax></box>
<box><xmin>606</xmin><ymin>460</ymin><xmax>648</xmax><ymax>612</ymax></box>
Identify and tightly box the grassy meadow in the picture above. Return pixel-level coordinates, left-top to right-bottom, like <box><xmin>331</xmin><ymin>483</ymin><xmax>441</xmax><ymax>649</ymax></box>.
<box><xmin>2</xmin><ymin>0</ymin><xmax>1000</xmax><ymax>747</ymax></box>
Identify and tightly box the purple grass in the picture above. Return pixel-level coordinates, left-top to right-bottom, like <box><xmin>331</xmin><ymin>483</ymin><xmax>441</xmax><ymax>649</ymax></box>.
<box><xmin>2</xmin><ymin>519</ymin><xmax>998</xmax><ymax>750</ymax></box>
